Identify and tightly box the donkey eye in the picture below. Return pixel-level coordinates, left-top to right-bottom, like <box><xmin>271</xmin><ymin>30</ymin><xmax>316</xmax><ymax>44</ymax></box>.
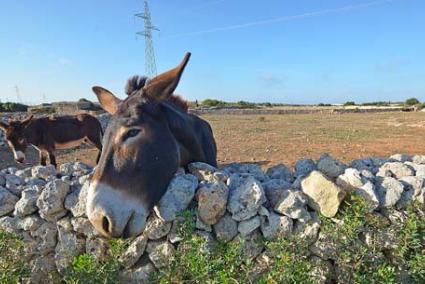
<box><xmin>123</xmin><ymin>129</ymin><xmax>141</xmax><ymax>141</ymax></box>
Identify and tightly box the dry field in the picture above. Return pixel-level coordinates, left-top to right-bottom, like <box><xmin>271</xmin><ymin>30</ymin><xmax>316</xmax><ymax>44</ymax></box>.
<box><xmin>1</xmin><ymin>112</ymin><xmax>425</xmax><ymax>169</ymax></box>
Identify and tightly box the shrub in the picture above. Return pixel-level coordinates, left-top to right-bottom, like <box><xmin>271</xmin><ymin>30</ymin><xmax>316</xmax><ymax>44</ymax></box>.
<box><xmin>201</xmin><ymin>99</ymin><xmax>226</xmax><ymax>107</ymax></box>
<box><xmin>237</xmin><ymin>100</ymin><xmax>256</xmax><ymax>108</ymax></box>
<box><xmin>405</xmin><ymin>98</ymin><xmax>420</xmax><ymax>106</ymax></box>
<box><xmin>64</xmin><ymin>239</ymin><xmax>127</xmax><ymax>284</ymax></box>
<box><xmin>0</xmin><ymin>102</ymin><xmax>28</xmax><ymax>112</ymax></box>
<box><xmin>0</xmin><ymin>231</ymin><xmax>30</xmax><ymax>283</ymax></box>
<box><xmin>344</xmin><ymin>101</ymin><xmax>356</xmax><ymax>106</ymax></box>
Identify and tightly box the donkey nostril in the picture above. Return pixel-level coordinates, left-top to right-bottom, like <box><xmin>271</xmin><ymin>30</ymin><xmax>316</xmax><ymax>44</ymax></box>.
<box><xmin>102</xmin><ymin>216</ymin><xmax>110</xmax><ymax>234</ymax></box>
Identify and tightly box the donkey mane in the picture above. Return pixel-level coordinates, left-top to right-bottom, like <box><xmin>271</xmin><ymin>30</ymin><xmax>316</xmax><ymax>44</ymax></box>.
<box><xmin>125</xmin><ymin>75</ymin><xmax>189</xmax><ymax>112</ymax></box>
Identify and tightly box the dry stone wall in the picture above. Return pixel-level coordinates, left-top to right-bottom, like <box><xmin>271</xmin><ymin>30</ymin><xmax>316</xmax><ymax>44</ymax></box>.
<box><xmin>0</xmin><ymin>153</ymin><xmax>424</xmax><ymax>283</ymax></box>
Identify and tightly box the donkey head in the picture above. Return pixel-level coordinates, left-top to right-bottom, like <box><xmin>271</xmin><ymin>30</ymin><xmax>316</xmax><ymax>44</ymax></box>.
<box><xmin>0</xmin><ymin>115</ymin><xmax>33</xmax><ymax>163</ymax></box>
<box><xmin>87</xmin><ymin>53</ymin><xmax>191</xmax><ymax>238</ymax></box>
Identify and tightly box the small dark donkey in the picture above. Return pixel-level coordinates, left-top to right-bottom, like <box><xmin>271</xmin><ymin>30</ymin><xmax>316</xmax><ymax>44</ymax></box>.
<box><xmin>86</xmin><ymin>52</ymin><xmax>217</xmax><ymax>238</ymax></box>
<box><xmin>0</xmin><ymin>114</ymin><xmax>103</xmax><ymax>167</ymax></box>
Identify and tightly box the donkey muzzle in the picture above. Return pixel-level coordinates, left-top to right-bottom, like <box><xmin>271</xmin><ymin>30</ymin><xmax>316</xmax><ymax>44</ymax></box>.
<box><xmin>86</xmin><ymin>181</ymin><xmax>148</xmax><ymax>238</ymax></box>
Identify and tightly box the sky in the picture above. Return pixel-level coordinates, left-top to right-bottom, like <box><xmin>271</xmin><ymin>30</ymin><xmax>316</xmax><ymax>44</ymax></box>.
<box><xmin>0</xmin><ymin>0</ymin><xmax>424</xmax><ymax>105</ymax></box>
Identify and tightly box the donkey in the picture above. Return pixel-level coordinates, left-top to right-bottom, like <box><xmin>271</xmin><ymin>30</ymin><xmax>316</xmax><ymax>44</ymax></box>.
<box><xmin>0</xmin><ymin>114</ymin><xmax>103</xmax><ymax>167</ymax></box>
<box><xmin>86</xmin><ymin>52</ymin><xmax>217</xmax><ymax>238</ymax></box>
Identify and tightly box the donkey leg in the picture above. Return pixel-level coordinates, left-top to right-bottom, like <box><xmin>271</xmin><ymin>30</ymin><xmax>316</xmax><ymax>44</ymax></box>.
<box><xmin>87</xmin><ymin>133</ymin><xmax>103</xmax><ymax>164</ymax></box>
<box><xmin>39</xmin><ymin>150</ymin><xmax>48</xmax><ymax>166</ymax></box>
<box><xmin>48</xmin><ymin>151</ymin><xmax>57</xmax><ymax>168</ymax></box>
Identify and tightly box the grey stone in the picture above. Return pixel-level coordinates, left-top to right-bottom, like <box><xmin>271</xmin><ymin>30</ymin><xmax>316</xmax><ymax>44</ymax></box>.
<box><xmin>0</xmin><ymin>187</ymin><xmax>19</xmax><ymax>216</ymax></box>
<box><xmin>389</xmin><ymin>153</ymin><xmax>411</xmax><ymax>162</ymax></box>
<box><xmin>154</xmin><ymin>174</ymin><xmax>198</xmax><ymax>221</ymax></box>
<box><xmin>64</xmin><ymin>180</ymin><xmax>89</xmax><ymax>217</ymax></box>
<box><xmin>146</xmin><ymin>240</ymin><xmax>175</xmax><ymax>269</ymax></box>
<box><xmin>121</xmin><ymin>233</ymin><xmax>149</xmax><ymax>268</ymax></box>
<box><xmin>377</xmin><ymin>162</ymin><xmax>414</xmax><ymax>179</ymax></box>
<box><xmin>355</xmin><ymin>181</ymin><xmax>380</xmax><ymax>211</ymax></box>
<box><xmin>375</xmin><ymin>177</ymin><xmax>404</xmax><ymax>208</ymax></box>
<box><xmin>17</xmin><ymin>215</ymin><xmax>44</xmax><ymax>231</ymax></box>
<box><xmin>196</xmin><ymin>181</ymin><xmax>229</xmax><ymax>225</ymax></box>
<box><xmin>412</xmin><ymin>155</ymin><xmax>425</xmax><ymax>165</ymax></box>
<box><xmin>266</xmin><ymin>164</ymin><xmax>294</xmax><ymax>182</ymax></box>
<box><xmin>213</xmin><ymin>213</ymin><xmax>238</xmax><ymax>241</ymax></box>
<box><xmin>86</xmin><ymin>237</ymin><xmax>110</xmax><ymax>260</ymax></box>
<box><xmin>295</xmin><ymin>159</ymin><xmax>317</xmax><ymax>177</ymax></box>
<box><xmin>195</xmin><ymin>210</ymin><xmax>212</xmax><ymax>232</ymax></box>
<box><xmin>120</xmin><ymin>260</ymin><xmax>156</xmax><ymax>284</ymax></box>
<box><xmin>14</xmin><ymin>187</ymin><xmax>39</xmax><ymax>217</ymax></box>
<box><xmin>37</xmin><ymin>180</ymin><xmax>71</xmax><ymax>221</ymax></box>
<box><xmin>15</xmin><ymin>167</ymin><xmax>33</xmax><ymax>179</ymax></box>
<box><xmin>309</xmin><ymin>233</ymin><xmax>338</xmax><ymax>260</ymax></box>
<box><xmin>234</xmin><ymin>230</ymin><xmax>264</xmax><ymax>259</ymax></box>
<box><xmin>238</xmin><ymin>216</ymin><xmax>261</xmax><ymax>237</ymax></box>
<box><xmin>336</xmin><ymin>168</ymin><xmax>366</xmax><ymax>190</ymax></box>
<box><xmin>187</xmin><ymin>162</ymin><xmax>217</xmax><ymax>182</ymax></box>
<box><xmin>261</xmin><ymin>179</ymin><xmax>291</xmax><ymax>208</ymax></box>
<box><xmin>31</xmin><ymin>222</ymin><xmax>58</xmax><ymax>255</ymax></box>
<box><xmin>31</xmin><ymin>165</ymin><xmax>56</xmax><ymax>180</ymax></box>
<box><xmin>71</xmin><ymin>217</ymin><xmax>99</xmax><ymax>238</ymax></box>
<box><xmin>227</xmin><ymin>174</ymin><xmax>266</xmax><ymax>221</ymax></box>
<box><xmin>145</xmin><ymin>213</ymin><xmax>172</xmax><ymax>240</ymax></box>
<box><xmin>274</xmin><ymin>190</ymin><xmax>310</xmax><ymax>221</ymax></box>
<box><xmin>317</xmin><ymin>153</ymin><xmax>346</xmax><ymax>178</ymax></box>
<box><xmin>55</xmin><ymin>227</ymin><xmax>85</xmax><ymax>273</ymax></box>
<box><xmin>260</xmin><ymin>211</ymin><xmax>292</xmax><ymax>240</ymax></box>
<box><xmin>223</xmin><ymin>163</ymin><xmax>268</xmax><ymax>182</ymax></box>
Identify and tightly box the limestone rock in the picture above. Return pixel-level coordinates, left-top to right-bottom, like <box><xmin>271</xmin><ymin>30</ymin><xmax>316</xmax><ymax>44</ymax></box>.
<box><xmin>32</xmin><ymin>165</ymin><xmax>56</xmax><ymax>180</ymax></box>
<box><xmin>238</xmin><ymin>215</ymin><xmax>261</xmax><ymax>237</ymax></box>
<box><xmin>301</xmin><ymin>171</ymin><xmax>346</xmax><ymax>217</ymax></box>
<box><xmin>375</xmin><ymin>177</ymin><xmax>404</xmax><ymax>208</ymax></box>
<box><xmin>145</xmin><ymin>213</ymin><xmax>172</xmax><ymax>240</ymax></box>
<box><xmin>64</xmin><ymin>181</ymin><xmax>89</xmax><ymax>217</ymax></box>
<box><xmin>336</xmin><ymin>168</ymin><xmax>366</xmax><ymax>190</ymax></box>
<box><xmin>295</xmin><ymin>159</ymin><xmax>317</xmax><ymax>177</ymax></box>
<box><xmin>377</xmin><ymin>162</ymin><xmax>414</xmax><ymax>179</ymax></box>
<box><xmin>14</xmin><ymin>187</ymin><xmax>39</xmax><ymax>217</ymax></box>
<box><xmin>274</xmin><ymin>190</ymin><xmax>310</xmax><ymax>221</ymax></box>
<box><xmin>196</xmin><ymin>181</ymin><xmax>229</xmax><ymax>225</ymax></box>
<box><xmin>154</xmin><ymin>174</ymin><xmax>198</xmax><ymax>221</ymax></box>
<box><xmin>0</xmin><ymin>187</ymin><xmax>19</xmax><ymax>216</ymax></box>
<box><xmin>227</xmin><ymin>174</ymin><xmax>266</xmax><ymax>221</ymax></box>
<box><xmin>37</xmin><ymin>180</ymin><xmax>70</xmax><ymax>221</ymax></box>
<box><xmin>260</xmin><ymin>211</ymin><xmax>293</xmax><ymax>240</ymax></box>
<box><xmin>121</xmin><ymin>233</ymin><xmax>149</xmax><ymax>268</ymax></box>
<box><xmin>317</xmin><ymin>153</ymin><xmax>346</xmax><ymax>178</ymax></box>
<box><xmin>187</xmin><ymin>162</ymin><xmax>217</xmax><ymax>182</ymax></box>
<box><xmin>266</xmin><ymin>164</ymin><xmax>294</xmax><ymax>182</ymax></box>
<box><xmin>223</xmin><ymin>163</ymin><xmax>268</xmax><ymax>182</ymax></box>
<box><xmin>146</xmin><ymin>240</ymin><xmax>175</xmax><ymax>269</ymax></box>
<box><xmin>213</xmin><ymin>213</ymin><xmax>238</xmax><ymax>241</ymax></box>
<box><xmin>261</xmin><ymin>179</ymin><xmax>291</xmax><ymax>208</ymax></box>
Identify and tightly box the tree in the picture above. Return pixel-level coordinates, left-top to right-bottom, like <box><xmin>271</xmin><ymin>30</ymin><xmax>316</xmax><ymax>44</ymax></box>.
<box><xmin>405</xmin><ymin>98</ymin><xmax>420</xmax><ymax>106</ymax></box>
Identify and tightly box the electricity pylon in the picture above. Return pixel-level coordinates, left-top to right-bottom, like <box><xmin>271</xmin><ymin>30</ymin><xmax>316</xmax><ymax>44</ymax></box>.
<box><xmin>135</xmin><ymin>1</ymin><xmax>159</xmax><ymax>78</ymax></box>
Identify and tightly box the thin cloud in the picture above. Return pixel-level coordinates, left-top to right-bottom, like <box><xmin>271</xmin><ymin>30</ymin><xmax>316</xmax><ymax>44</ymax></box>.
<box><xmin>58</xmin><ymin>57</ymin><xmax>73</xmax><ymax>66</ymax></box>
<box><xmin>170</xmin><ymin>0</ymin><xmax>394</xmax><ymax>38</ymax></box>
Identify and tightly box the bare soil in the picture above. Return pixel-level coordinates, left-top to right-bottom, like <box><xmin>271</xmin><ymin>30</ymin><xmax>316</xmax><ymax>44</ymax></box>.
<box><xmin>1</xmin><ymin>112</ymin><xmax>425</xmax><ymax>170</ymax></box>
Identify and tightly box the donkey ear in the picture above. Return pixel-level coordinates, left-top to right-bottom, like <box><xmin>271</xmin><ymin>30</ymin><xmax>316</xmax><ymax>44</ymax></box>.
<box><xmin>21</xmin><ymin>115</ymin><xmax>34</xmax><ymax>127</ymax></box>
<box><xmin>92</xmin><ymin>86</ymin><xmax>122</xmax><ymax>115</ymax></box>
<box><xmin>0</xmin><ymin>121</ymin><xmax>8</xmax><ymax>131</ymax></box>
<box><xmin>144</xmin><ymin>52</ymin><xmax>191</xmax><ymax>101</ymax></box>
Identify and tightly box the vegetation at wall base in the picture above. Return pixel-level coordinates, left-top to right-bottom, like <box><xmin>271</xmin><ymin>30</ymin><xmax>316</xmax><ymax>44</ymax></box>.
<box><xmin>0</xmin><ymin>231</ymin><xmax>30</xmax><ymax>284</ymax></box>
<box><xmin>63</xmin><ymin>238</ymin><xmax>128</xmax><ymax>284</ymax></box>
<box><xmin>0</xmin><ymin>197</ymin><xmax>423</xmax><ymax>283</ymax></box>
